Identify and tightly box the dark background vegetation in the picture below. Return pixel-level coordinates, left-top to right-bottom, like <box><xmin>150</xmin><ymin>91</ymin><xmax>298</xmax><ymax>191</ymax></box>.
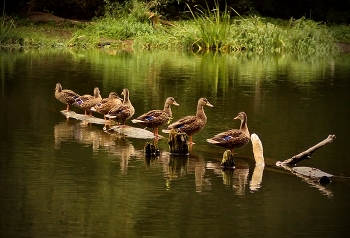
<box><xmin>2</xmin><ymin>0</ymin><xmax>350</xmax><ymax>24</ymax></box>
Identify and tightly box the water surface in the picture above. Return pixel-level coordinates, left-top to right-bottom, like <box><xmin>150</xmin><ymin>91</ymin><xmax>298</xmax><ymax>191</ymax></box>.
<box><xmin>1</xmin><ymin>49</ymin><xmax>350</xmax><ymax>238</ymax></box>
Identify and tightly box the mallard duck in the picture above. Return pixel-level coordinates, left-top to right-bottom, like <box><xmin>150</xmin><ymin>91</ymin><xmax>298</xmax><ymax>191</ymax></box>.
<box><xmin>106</xmin><ymin>88</ymin><xmax>135</xmax><ymax>125</ymax></box>
<box><xmin>55</xmin><ymin>83</ymin><xmax>80</xmax><ymax>111</ymax></box>
<box><xmin>206</xmin><ymin>112</ymin><xmax>250</xmax><ymax>153</ymax></box>
<box><xmin>73</xmin><ymin>87</ymin><xmax>102</xmax><ymax>116</ymax></box>
<box><xmin>162</xmin><ymin>97</ymin><xmax>213</xmax><ymax>144</ymax></box>
<box><xmin>131</xmin><ymin>97</ymin><xmax>179</xmax><ymax>136</ymax></box>
<box><xmin>90</xmin><ymin>92</ymin><xmax>123</xmax><ymax>120</ymax></box>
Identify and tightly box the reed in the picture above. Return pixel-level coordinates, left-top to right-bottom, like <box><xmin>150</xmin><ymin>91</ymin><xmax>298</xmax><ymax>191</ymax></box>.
<box><xmin>186</xmin><ymin>2</ymin><xmax>232</xmax><ymax>51</ymax></box>
<box><xmin>0</xmin><ymin>1</ymin><xmax>15</xmax><ymax>42</ymax></box>
<box><xmin>0</xmin><ymin>0</ymin><xmax>342</xmax><ymax>54</ymax></box>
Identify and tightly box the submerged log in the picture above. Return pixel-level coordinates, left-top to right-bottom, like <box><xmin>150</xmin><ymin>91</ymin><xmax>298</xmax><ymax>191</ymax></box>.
<box><xmin>60</xmin><ymin>111</ymin><xmax>156</xmax><ymax>139</ymax></box>
<box><xmin>144</xmin><ymin>142</ymin><xmax>160</xmax><ymax>156</ymax></box>
<box><xmin>168</xmin><ymin>129</ymin><xmax>189</xmax><ymax>155</ymax></box>
<box><xmin>276</xmin><ymin>135</ymin><xmax>336</xmax><ymax>184</ymax></box>
<box><xmin>61</xmin><ymin>110</ymin><xmax>107</xmax><ymax>124</ymax></box>
<box><xmin>292</xmin><ymin>167</ymin><xmax>333</xmax><ymax>179</ymax></box>
<box><xmin>277</xmin><ymin>135</ymin><xmax>336</xmax><ymax>165</ymax></box>
<box><xmin>111</xmin><ymin>125</ymin><xmax>155</xmax><ymax>139</ymax></box>
<box><xmin>221</xmin><ymin>150</ymin><xmax>235</xmax><ymax>169</ymax></box>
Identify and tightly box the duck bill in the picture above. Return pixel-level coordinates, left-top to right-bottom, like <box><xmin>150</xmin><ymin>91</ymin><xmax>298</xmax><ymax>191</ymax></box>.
<box><xmin>206</xmin><ymin>102</ymin><xmax>214</xmax><ymax>107</ymax></box>
<box><xmin>173</xmin><ymin>102</ymin><xmax>179</xmax><ymax>106</ymax></box>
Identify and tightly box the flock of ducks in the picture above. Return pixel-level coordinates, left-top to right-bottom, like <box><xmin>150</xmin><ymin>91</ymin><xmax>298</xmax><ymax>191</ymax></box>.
<box><xmin>55</xmin><ymin>83</ymin><xmax>251</xmax><ymax>153</ymax></box>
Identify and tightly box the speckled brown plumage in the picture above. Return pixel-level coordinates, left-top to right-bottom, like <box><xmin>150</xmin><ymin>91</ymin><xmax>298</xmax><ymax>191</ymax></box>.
<box><xmin>206</xmin><ymin>112</ymin><xmax>250</xmax><ymax>153</ymax></box>
<box><xmin>106</xmin><ymin>88</ymin><xmax>135</xmax><ymax>125</ymax></box>
<box><xmin>91</xmin><ymin>92</ymin><xmax>123</xmax><ymax>120</ymax></box>
<box><xmin>132</xmin><ymin>97</ymin><xmax>179</xmax><ymax>136</ymax></box>
<box><xmin>162</xmin><ymin>97</ymin><xmax>213</xmax><ymax>144</ymax></box>
<box><xmin>73</xmin><ymin>87</ymin><xmax>102</xmax><ymax>116</ymax></box>
<box><xmin>54</xmin><ymin>83</ymin><xmax>80</xmax><ymax>111</ymax></box>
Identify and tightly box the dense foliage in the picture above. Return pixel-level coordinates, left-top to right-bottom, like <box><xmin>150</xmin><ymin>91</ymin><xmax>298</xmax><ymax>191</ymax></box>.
<box><xmin>1</xmin><ymin>0</ymin><xmax>350</xmax><ymax>24</ymax></box>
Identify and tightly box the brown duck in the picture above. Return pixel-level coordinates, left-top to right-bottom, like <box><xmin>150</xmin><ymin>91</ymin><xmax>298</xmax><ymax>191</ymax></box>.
<box><xmin>54</xmin><ymin>83</ymin><xmax>80</xmax><ymax>111</ymax></box>
<box><xmin>206</xmin><ymin>112</ymin><xmax>250</xmax><ymax>153</ymax></box>
<box><xmin>132</xmin><ymin>97</ymin><xmax>179</xmax><ymax>136</ymax></box>
<box><xmin>90</xmin><ymin>92</ymin><xmax>123</xmax><ymax>120</ymax></box>
<box><xmin>106</xmin><ymin>88</ymin><xmax>135</xmax><ymax>125</ymax></box>
<box><xmin>162</xmin><ymin>97</ymin><xmax>213</xmax><ymax>144</ymax></box>
<box><xmin>73</xmin><ymin>87</ymin><xmax>102</xmax><ymax>116</ymax></box>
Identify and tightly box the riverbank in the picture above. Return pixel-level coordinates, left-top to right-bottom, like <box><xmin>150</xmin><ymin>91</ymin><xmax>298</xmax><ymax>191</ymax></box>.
<box><xmin>1</xmin><ymin>11</ymin><xmax>350</xmax><ymax>53</ymax></box>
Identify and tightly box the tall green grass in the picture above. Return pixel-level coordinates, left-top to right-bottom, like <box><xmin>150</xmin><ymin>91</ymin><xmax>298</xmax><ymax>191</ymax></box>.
<box><xmin>0</xmin><ymin>1</ymin><xmax>15</xmax><ymax>43</ymax></box>
<box><xmin>186</xmin><ymin>2</ymin><xmax>232</xmax><ymax>51</ymax></box>
<box><xmin>0</xmin><ymin>0</ymin><xmax>341</xmax><ymax>54</ymax></box>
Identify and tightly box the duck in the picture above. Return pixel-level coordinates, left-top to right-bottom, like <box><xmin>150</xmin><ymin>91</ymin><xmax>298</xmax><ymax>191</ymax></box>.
<box><xmin>206</xmin><ymin>112</ymin><xmax>250</xmax><ymax>153</ymax></box>
<box><xmin>54</xmin><ymin>83</ymin><xmax>80</xmax><ymax>111</ymax></box>
<box><xmin>73</xmin><ymin>87</ymin><xmax>102</xmax><ymax>116</ymax></box>
<box><xmin>162</xmin><ymin>97</ymin><xmax>213</xmax><ymax>144</ymax></box>
<box><xmin>106</xmin><ymin>88</ymin><xmax>135</xmax><ymax>125</ymax></box>
<box><xmin>90</xmin><ymin>92</ymin><xmax>123</xmax><ymax>120</ymax></box>
<box><xmin>131</xmin><ymin>97</ymin><xmax>179</xmax><ymax>136</ymax></box>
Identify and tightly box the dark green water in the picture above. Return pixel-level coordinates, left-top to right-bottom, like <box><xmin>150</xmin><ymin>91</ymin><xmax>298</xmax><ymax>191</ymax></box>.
<box><xmin>1</xmin><ymin>49</ymin><xmax>350</xmax><ymax>238</ymax></box>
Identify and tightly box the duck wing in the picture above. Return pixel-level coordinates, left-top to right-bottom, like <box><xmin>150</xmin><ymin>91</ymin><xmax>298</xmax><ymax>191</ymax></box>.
<box><xmin>207</xmin><ymin>129</ymin><xmax>250</xmax><ymax>147</ymax></box>
<box><xmin>136</xmin><ymin>110</ymin><xmax>168</xmax><ymax>123</ymax></box>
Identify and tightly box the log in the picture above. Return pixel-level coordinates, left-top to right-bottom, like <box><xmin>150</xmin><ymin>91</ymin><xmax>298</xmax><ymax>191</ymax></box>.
<box><xmin>277</xmin><ymin>135</ymin><xmax>336</xmax><ymax>165</ymax></box>
<box><xmin>250</xmin><ymin>134</ymin><xmax>265</xmax><ymax>191</ymax></box>
<box><xmin>144</xmin><ymin>142</ymin><xmax>160</xmax><ymax>156</ymax></box>
<box><xmin>221</xmin><ymin>150</ymin><xmax>235</xmax><ymax>169</ymax></box>
<box><xmin>111</xmin><ymin>125</ymin><xmax>155</xmax><ymax>139</ymax></box>
<box><xmin>60</xmin><ymin>111</ymin><xmax>156</xmax><ymax>139</ymax></box>
<box><xmin>61</xmin><ymin>110</ymin><xmax>108</xmax><ymax>124</ymax></box>
<box><xmin>292</xmin><ymin>167</ymin><xmax>333</xmax><ymax>179</ymax></box>
<box><xmin>167</xmin><ymin>129</ymin><xmax>189</xmax><ymax>155</ymax></box>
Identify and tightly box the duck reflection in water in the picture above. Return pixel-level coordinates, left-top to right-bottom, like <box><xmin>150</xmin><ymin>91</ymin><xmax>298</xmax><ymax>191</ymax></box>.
<box><xmin>54</xmin><ymin>120</ymin><xmax>141</xmax><ymax>174</ymax></box>
<box><xmin>162</xmin><ymin>153</ymin><xmax>212</xmax><ymax>193</ymax></box>
<box><xmin>205</xmin><ymin>133</ymin><xmax>266</xmax><ymax>194</ymax></box>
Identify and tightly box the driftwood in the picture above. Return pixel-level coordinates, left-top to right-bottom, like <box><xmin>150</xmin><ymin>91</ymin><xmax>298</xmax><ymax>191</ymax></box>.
<box><xmin>111</xmin><ymin>125</ymin><xmax>155</xmax><ymax>139</ymax></box>
<box><xmin>277</xmin><ymin>135</ymin><xmax>336</xmax><ymax>165</ymax></box>
<box><xmin>275</xmin><ymin>134</ymin><xmax>336</xmax><ymax>184</ymax></box>
<box><xmin>60</xmin><ymin>110</ymin><xmax>156</xmax><ymax>139</ymax></box>
<box><xmin>61</xmin><ymin>110</ymin><xmax>108</xmax><ymax>125</ymax></box>
<box><xmin>167</xmin><ymin>129</ymin><xmax>189</xmax><ymax>155</ymax></box>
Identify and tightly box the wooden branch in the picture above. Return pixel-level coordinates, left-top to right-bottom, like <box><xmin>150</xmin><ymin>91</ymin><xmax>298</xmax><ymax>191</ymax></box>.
<box><xmin>278</xmin><ymin>135</ymin><xmax>336</xmax><ymax>165</ymax></box>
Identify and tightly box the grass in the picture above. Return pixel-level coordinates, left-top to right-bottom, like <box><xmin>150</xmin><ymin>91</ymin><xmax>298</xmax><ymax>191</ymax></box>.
<box><xmin>0</xmin><ymin>0</ymin><xmax>348</xmax><ymax>54</ymax></box>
